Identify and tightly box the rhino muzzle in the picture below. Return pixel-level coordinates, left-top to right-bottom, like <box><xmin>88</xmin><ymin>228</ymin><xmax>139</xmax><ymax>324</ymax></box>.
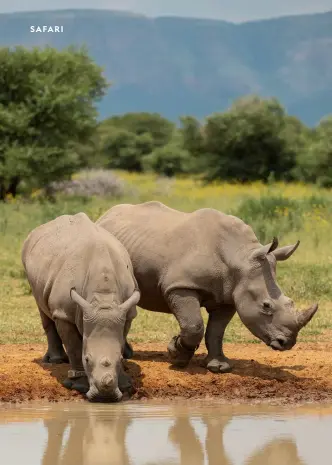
<box><xmin>269</xmin><ymin>304</ymin><xmax>318</xmax><ymax>351</ymax></box>
<box><xmin>296</xmin><ymin>304</ymin><xmax>319</xmax><ymax>330</ymax></box>
<box><xmin>269</xmin><ymin>335</ymin><xmax>295</xmax><ymax>351</ymax></box>
<box><xmin>86</xmin><ymin>384</ymin><xmax>123</xmax><ymax>403</ymax></box>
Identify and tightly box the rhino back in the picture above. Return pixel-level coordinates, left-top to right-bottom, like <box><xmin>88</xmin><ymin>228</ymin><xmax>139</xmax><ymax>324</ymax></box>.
<box><xmin>23</xmin><ymin>212</ymin><xmax>137</xmax><ymax>320</ymax></box>
<box><xmin>97</xmin><ymin>202</ymin><xmax>259</xmax><ymax>308</ymax></box>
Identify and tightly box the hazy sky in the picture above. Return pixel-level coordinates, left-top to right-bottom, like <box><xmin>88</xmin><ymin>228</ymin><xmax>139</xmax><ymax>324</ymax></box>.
<box><xmin>1</xmin><ymin>0</ymin><xmax>332</xmax><ymax>23</ymax></box>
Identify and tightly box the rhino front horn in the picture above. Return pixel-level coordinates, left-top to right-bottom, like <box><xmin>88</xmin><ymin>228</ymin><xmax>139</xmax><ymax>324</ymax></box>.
<box><xmin>297</xmin><ymin>303</ymin><xmax>319</xmax><ymax>329</ymax></box>
<box><xmin>70</xmin><ymin>288</ymin><xmax>93</xmax><ymax>314</ymax></box>
<box><xmin>119</xmin><ymin>289</ymin><xmax>141</xmax><ymax>313</ymax></box>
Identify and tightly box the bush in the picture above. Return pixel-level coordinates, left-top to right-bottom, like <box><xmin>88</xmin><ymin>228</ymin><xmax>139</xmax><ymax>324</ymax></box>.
<box><xmin>234</xmin><ymin>195</ymin><xmax>303</xmax><ymax>243</ymax></box>
<box><xmin>47</xmin><ymin>170</ymin><xmax>125</xmax><ymax>198</ymax></box>
<box><xmin>234</xmin><ymin>193</ymin><xmax>332</xmax><ymax>244</ymax></box>
<box><xmin>103</xmin><ymin>129</ymin><xmax>154</xmax><ymax>172</ymax></box>
<box><xmin>100</xmin><ymin>113</ymin><xmax>175</xmax><ymax>148</ymax></box>
<box><xmin>143</xmin><ymin>143</ymin><xmax>191</xmax><ymax>177</ymax></box>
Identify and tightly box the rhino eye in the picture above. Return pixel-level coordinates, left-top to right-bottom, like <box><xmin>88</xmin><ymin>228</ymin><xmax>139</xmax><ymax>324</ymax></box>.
<box><xmin>262</xmin><ymin>301</ymin><xmax>274</xmax><ymax>314</ymax></box>
<box><xmin>85</xmin><ymin>355</ymin><xmax>91</xmax><ymax>364</ymax></box>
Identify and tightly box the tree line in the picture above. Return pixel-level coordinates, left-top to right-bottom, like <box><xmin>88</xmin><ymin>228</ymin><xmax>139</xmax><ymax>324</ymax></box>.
<box><xmin>0</xmin><ymin>46</ymin><xmax>331</xmax><ymax>200</ymax></box>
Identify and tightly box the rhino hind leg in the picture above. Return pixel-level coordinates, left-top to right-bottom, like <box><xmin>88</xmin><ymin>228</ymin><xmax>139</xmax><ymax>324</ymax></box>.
<box><xmin>54</xmin><ymin>319</ymin><xmax>88</xmax><ymax>394</ymax></box>
<box><xmin>39</xmin><ymin>308</ymin><xmax>69</xmax><ymax>364</ymax></box>
<box><xmin>203</xmin><ymin>305</ymin><xmax>236</xmax><ymax>373</ymax></box>
<box><xmin>166</xmin><ymin>289</ymin><xmax>204</xmax><ymax>368</ymax></box>
<box><xmin>43</xmin><ymin>350</ymin><xmax>69</xmax><ymax>365</ymax></box>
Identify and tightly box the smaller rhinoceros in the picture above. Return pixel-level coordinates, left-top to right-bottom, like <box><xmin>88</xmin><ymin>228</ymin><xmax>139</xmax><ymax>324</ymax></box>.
<box><xmin>22</xmin><ymin>212</ymin><xmax>140</xmax><ymax>402</ymax></box>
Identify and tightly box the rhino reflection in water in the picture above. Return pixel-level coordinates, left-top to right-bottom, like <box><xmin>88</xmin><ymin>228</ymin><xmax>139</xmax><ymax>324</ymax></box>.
<box><xmin>42</xmin><ymin>410</ymin><xmax>131</xmax><ymax>465</ymax></box>
<box><xmin>168</xmin><ymin>416</ymin><xmax>205</xmax><ymax>465</ymax></box>
<box><xmin>245</xmin><ymin>438</ymin><xmax>305</xmax><ymax>465</ymax></box>
<box><xmin>165</xmin><ymin>413</ymin><xmax>305</xmax><ymax>465</ymax></box>
<box><xmin>41</xmin><ymin>407</ymin><xmax>306</xmax><ymax>465</ymax></box>
<box><xmin>97</xmin><ymin>201</ymin><xmax>319</xmax><ymax>373</ymax></box>
<box><xmin>83</xmin><ymin>415</ymin><xmax>130</xmax><ymax>465</ymax></box>
<box><xmin>164</xmin><ymin>414</ymin><xmax>232</xmax><ymax>465</ymax></box>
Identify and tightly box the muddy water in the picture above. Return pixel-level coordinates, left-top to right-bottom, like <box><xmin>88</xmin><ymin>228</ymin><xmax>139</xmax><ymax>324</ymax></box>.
<box><xmin>0</xmin><ymin>401</ymin><xmax>331</xmax><ymax>465</ymax></box>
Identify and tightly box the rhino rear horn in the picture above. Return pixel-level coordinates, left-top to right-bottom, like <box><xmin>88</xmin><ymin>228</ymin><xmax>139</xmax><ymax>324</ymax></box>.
<box><xmin>297</xmin><ymin>303</ymin><xmax>319</xmax><ymax>329</ymax></box>
<box><xmin>70</xmin><ymin>288</ymin><xmax>93</xmax><ymax>315</ymax></box>
<box><xmin>119</xmin><ymin>289</ymin><xmax>141</xmax><ymax>314</ymax></box>
<box><xmin>272</xmin><ymin>240</ymin><xmax>300</xmax><ymax>261</ymax></box>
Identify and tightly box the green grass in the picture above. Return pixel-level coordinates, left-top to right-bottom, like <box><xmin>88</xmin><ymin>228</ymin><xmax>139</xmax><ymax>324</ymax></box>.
<box><xmin>0</xmin><ymin>171</ymin><xmax>332</xmax><ymax>345</ymax></box>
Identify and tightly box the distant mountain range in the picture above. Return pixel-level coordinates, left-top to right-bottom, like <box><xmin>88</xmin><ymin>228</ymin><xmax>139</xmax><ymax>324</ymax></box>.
<box><xmin>1</xmin><ymin>9</ymin><xmax>332</xmax><ymax>125</ymax></box>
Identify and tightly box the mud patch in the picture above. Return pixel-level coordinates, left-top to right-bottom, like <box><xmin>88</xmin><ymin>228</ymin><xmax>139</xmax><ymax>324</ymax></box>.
<box><xmin>0</xmin><ymin>342</ymin><xmax>331</xmax><ymax>403</ymax></box>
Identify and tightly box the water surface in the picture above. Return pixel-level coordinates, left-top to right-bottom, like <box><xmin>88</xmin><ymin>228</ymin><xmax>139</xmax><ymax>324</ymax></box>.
<box><xmin>0</xmin><ymin>401</ymin><xmax>331</xmax><ymax>464</ymax></box>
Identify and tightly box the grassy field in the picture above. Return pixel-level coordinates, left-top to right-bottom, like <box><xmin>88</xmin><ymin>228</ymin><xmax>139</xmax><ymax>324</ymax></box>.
<box><xmin>1</xmin><ymin>171</ymin><xmax>332</xmax><ymax>346</ymax></box>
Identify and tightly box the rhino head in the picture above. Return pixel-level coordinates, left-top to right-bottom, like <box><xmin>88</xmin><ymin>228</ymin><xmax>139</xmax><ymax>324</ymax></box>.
<box><xmin>233</xmin><ymin>238</ymin><xmax>318</xmax><ymax>351</ymax></box>
<box><xmin>70</xmin><ymin>288</ymin><xmax>140</xmax><ymax>402</ymax></box>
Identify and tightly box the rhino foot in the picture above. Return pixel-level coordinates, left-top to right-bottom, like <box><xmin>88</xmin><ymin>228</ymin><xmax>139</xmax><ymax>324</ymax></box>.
<box><xmin>204</xmin><ymin>356</ymin><xmax>232</xmax><ymax>373</ymax></box>
<box><xmin>62</xmin><ymin>376</ymin><xmax>89</xmax><ymax>394</ymax></box>
<box><xmin>167</xmin><ymin>336</ymin><xmax>196</xmax><ymax>368</ymax></box>
<box><xmin>123</xmin><ymin>341</ymin><xmax>134</xmax><ymax>360</ymax></box>
<box><xmin>42</xmin><ymin>351</ymin><xmax>69</xmax><ymax>364</ymax></box>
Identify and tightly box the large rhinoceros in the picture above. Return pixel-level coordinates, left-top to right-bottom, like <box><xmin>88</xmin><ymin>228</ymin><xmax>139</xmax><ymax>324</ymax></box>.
<box><xmin>22</xmin><ymin>212</ymin><xmax>140</xmax><ymax>401</ymax></box>
<box><xmin>96</xmin><ymin>201</ymin><xmax>318</xmax><ymax>373</ymax></box>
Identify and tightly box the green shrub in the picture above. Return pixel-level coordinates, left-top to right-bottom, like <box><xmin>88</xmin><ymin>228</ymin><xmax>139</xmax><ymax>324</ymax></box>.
<box><xmin>234</xmin><ymin>195</ymin><xmax>302</xmax><ymax>243</ymax></box>
<box><xmin>143</xmin><ymin>143</ymin><xmax>191</xmax><ymax>177</ymax></box>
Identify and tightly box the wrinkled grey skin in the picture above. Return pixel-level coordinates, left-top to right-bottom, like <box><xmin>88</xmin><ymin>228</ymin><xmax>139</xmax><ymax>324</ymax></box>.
<box><xmin>22</xmin><ymin>212</ymin><xmax>140</xmax><ymax>401</ymax></box>
<box><xmin>97</xmin><ymin>201</ymin><xmax>318</xmax><ymax>373</ymax></box>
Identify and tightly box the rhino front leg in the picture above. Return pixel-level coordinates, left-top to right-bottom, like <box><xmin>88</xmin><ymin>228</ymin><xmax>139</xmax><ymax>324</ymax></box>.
<box><xmin>38</xmin><ymin>307</ymin><xmax>69</xmax><ymax>364</ymax></box>
<box><xmin>123</xmin><ymin>341</ymin><xmax>134</xmax><ymax>360</ymax></box>
<box><xmin>118</xmin><ymin>363</ymin><xmax>135</xmax><ymax>395</ymax></box>
<box><xmin>54</xmin><ymin>318</ymin><xmax>89</xmax><ymax>394</ymax></box>
<box><xmin>120</xmin><ymin>307</ymin><xmax>137</xmax><ymax>394</ymax></box>
<box><xmin>204</xmin><ymin>305</ymin><xmax>236</xmax><ymax>373</ymax></box>
<box><xmin>122</xmin><ymin>310</ymin><xmax>135</xmax><ymax>360</ymax></box>
<box><xmin>166</xmin><ymin>289</ymin><xmax>204</xmax><ymax>367</ymax></box>
<box><xmin>42</xmin><ymin>417</ymin><xmax>68</xmax><ymax>465</ymax></box>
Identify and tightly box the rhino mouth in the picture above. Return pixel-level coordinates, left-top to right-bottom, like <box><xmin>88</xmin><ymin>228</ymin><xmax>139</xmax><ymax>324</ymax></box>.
<box><xmin>86</xmin><ymin>386</ymin><xmax>123</xmax><ymax>403</ymax></box>
<box><xmin>269</xmin><ymin>338</ymin><xmax>294</xmax><ymax>351</ymax></box>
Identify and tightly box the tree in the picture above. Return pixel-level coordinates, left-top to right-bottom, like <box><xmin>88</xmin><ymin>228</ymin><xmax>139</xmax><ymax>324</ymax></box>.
<box><xmin>199</xmin><ymin>96</ymin><xmax>298</xmax><ymax>183</ymax></box>
<box><xmin>179</xmin><ymin>116</ymin><xmax>204</xmax><ymax>158</ymax></box>
<box><xmin>102</xmin><ymin>128</ymin><xmax>154</xmax><ymax>172</ymax></box>
<box><xmin>0</xmin><ymin>45</ymin><xmax>109</xmax><ymax>199</ymax></box>
<box><xmin>143</xmin><ymin>139</ymin><xmax>191</xmax><ymax>177</ymax></box>
<box><xmin>295</xmin><ymin>116</ymin><xmax>332</xmax><ymax>186</ymax></box>
<box><xmin>101</xmin><ymin>112</ymin><xmax>174</xmax><ymax>148</ymax></box>
<box><xmin>100</xmin><ymin>112</ymin><xmax>175</xmax><ymax>172</ymax></box>
<box><xmin>178</xmin><ymin>116</ymin><xmax>206</xmax><ymax>174</ymax></box>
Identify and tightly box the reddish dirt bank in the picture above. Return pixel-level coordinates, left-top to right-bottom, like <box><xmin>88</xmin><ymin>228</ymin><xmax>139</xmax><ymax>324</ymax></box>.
<box><xmin>0</xmin><ymin>342</ymin><xmax>331</xmax><ymax>404</ymax></box>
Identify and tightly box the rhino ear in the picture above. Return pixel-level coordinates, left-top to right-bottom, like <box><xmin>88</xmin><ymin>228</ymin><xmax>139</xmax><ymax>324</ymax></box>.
<box><xmin>251</xmin><ymin>237</ymin><xmax>279</xmax><ymax>261</ymax></box>
<box><xmin>272</xmin><ymin>240</ymin><xmax>300</xmax><ymax>261</ymax></box>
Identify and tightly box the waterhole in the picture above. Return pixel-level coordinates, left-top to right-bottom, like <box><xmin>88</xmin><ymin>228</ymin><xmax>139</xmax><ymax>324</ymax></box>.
<box><xmin>0</xmin><ymin>401</ymin><xmax>331</xmax><ymax>464</ymax></box>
